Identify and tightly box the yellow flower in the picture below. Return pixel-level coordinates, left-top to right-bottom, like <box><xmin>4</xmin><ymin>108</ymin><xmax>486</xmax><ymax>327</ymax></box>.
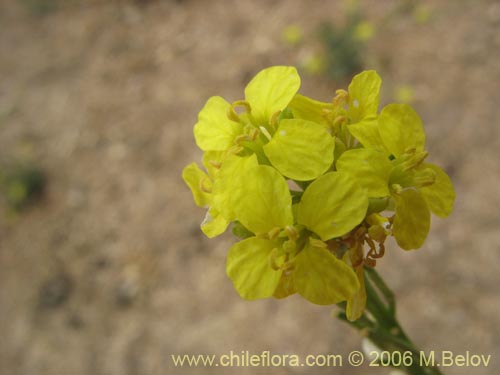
<box><xmin>289</xmin><ymin>70</ymin><xmax>382</xmax><ymax>150</ymax></box>
<box><xmin>183</xmin><ymin>65</ymin><xmax>456</xmax><ymax>318</ymax></box>
<box><xmin>225</xmin><ymin>159</ymin><xmax>368</xmax><ymax>304</ymax></box>
<box><xmin>337</xmin><ymin>104</ymin><xmax>455</xmax><ymax>250</ymax></box>
<box><xmin>194</xmin><ymin>66</ymin><xmax>336</xmax><ymax>181</ymax></box>
<box><xmin>193</xmin><ymin>66</ymin><xmax>300</xmax><ymax>152</ymax></box>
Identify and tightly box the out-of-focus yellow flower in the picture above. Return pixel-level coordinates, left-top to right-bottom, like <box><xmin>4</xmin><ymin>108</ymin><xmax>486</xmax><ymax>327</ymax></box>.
<box><xmin>354</xmin><ymin>21</ymin><xmax>375</xmax><ymax>41</ymax></box>
<box><xmin>414</xmin><ymin>4</ymin><xmax>432</xmax><ymax>25</ymax></box>
<box><xmin>302</xmin><ymin>54</ymin><xmax>326</xmax><ymax>76</ymax></box>
<box><xmin>394</xmin><ymin>84</ymin><xmax>415</xmax><ymax>103</ymax></box>
<box><xmin>282</xmin><ymin>25</ymin><xmax>303</xmax><ymax>46</ymax></box>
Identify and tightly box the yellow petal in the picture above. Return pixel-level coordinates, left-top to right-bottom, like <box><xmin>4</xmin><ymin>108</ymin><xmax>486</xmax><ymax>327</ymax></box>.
<box><xmin>226</xmin><ymin>237</ymin><xmax>282</xmax><ymax>300</ymax></box>
<box><xmin>182</xmin><ymin>163</ymin><xmax>211</xmax><ymax>207</ymax></box>
<box><xmin>201</xmin><ymin>207</ymin><xmax>230</xmax><ymax>238</ymax></box>
<box><xmin>346</xmin><ymin>266</ymin><xmax>366</xmax><ymax>321</ymax></box>
<box><xmin>378</xmin><ymin>104</ymin><xmax>426</xmax><ymax>157</ymax></box>
<box><xmin>212</xmin><ymin>154</ymin><xmax>258</xmax><ymax>221</ymax></box>
<box><xmin>298</xmin><ymin>172</ymin><xmax>369</xmax><ymax>240</ymax></box>
<box><xmin>273</xmin><ymin>272</ymin><xmax>296</xmax><ymax>299</ymax></box>
<box><xmin>232</xmin><ymin>164</ymin><xmax>293</xmax><ymax>234</ymax></box>
<box><xmin>194</xmin><ymin>96</ymin><xmax>243</xmax><ymax>151</ymax></box>
<box><xmin>336</xmin><ymin>148</ymin><xmax>392</xmax><ymax>197</ymax></box>
<box><xmin>293</xmin><ymin>241</ymin><xmax>359</xmax><ymax>305</ymax></box>
<box><xmin>419</xmin><ymin>163</ymin><xmax>455</xmax><ymax>218</ymax></box>
<box><xmin>244</xmin><ymin>66</ymin><xmax>301</xmax><ymax>126</ymax></box>
<box><xmin>288</xmin><ymin>94</ymin><xmax>332</xmax><ymax>126</ymax></box>
<box><xmin>347</xmin><ymin>70</ymin><xmax>382</xmax><ymax>122</ymax></box>
<box><xmin>348</xmin><ymin>118</ymin><xmax>386</xmax><ymax>150</ymax></box>
<box><xmin>264</xmin><ymin>119</ymin><xmax>335</xmax><ymax>181</ymax></box>
<box><xmin>392</xmin><ymin>189</ymin><xmax>430</xmax><ymax>250</ymax></box>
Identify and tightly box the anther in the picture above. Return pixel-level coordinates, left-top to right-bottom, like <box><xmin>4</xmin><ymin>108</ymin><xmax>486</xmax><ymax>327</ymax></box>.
<box><xmin>269</xmin><ymin>110</ymin><xmax>281</xmax><ymax>129</ymax></box>
<box><xmin>235</xmin><ymin>134</ymin><xmax>250</xmax><ymax>145</ymax></box>
<box><xmin>402</xmin><ymin>150</ymin><xmax>429</xmax><ymax>172</ymax></box>
<box><xmin>333</xmin><ymin>115</ymin><xmax>347</xmax><ymax>126</ymax></box>
<box><xmin>227</xmin><ymin>100</ymin><xmax>252</xmax><ymax>123</ymax></box>
<box><xmin>232</xmin><ymin>100</ymin><xmax>252</xmax><ymax>113</ymax></box>
<box><xmin>268</xmin><ymin>227</ymin><xmax>281</xmax><ymax>240</ymax></box>
<box><xmin>269</xmin><ymin>248</ymin><xmax>281</xmax><ymax>271</ymax></box>
<box><xmin>333</xmin><ymin>89</ymin><xmax>348</xmax><ymax>107</ymax></box>
<box><xmin>285</xmin><ymin>225</ymin><xmax>299</xmax><ymax>241</ymax></box>
<box><xmin>199</xmin><ymin>177</ymin><xmax>212</xmax><ymax>194</ymax></box>
<box><xmin>414</xmin><ymin>168</ymin><xmax>437</xmax><ymax>187</ymax></box>
<box><xmin>208</xmin><ymin>160</ymin><xmax>222</xmax><ymax>169</ymax></box>
<box><xmin>391</xmin><ymin>184</ymin><xmax>403</xmax><ymax>194</ymax></box>
<box><xmin>248</xmin><ymin>127</ymin><xmax>260</xmax><ymax>141</ymax></box>
<box><xmin>309</xmin><ymin>237</ymin><xmax>327</xmax><ymax>249</ymax></box>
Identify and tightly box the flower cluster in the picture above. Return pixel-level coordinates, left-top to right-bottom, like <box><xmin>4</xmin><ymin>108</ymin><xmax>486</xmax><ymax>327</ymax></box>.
<box><xmin>183</xmin><ymin>66</ymin><xmax>455</xmax><ymax>320</ymax></box>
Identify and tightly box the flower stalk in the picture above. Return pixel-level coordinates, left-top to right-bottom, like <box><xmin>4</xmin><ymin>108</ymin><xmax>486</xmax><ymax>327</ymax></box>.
<box><xmin>338</xmin><ymin>267</ymin><xmax>444</xmax><ymax>375</ymax></box>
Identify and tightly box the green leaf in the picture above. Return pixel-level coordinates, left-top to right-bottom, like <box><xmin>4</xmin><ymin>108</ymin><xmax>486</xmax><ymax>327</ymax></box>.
<box><xmin>263</xmin><ymin>119</ymin><xmax>335</xmax><ymax>181</ymax></box>
<box><xmin>293</xmin><ymin>241</ymin><xmax>359</xmax><ymax>305</ymax></box>
<box><xmin>419</xmin><ymin>163</ymin><xmax>455</xmax><ymax>218</ymax></box>
<box><xmin>392</xmin><ymin>189</ymin><xmax>430</xmax><ymax>250</ymax></box>
<box><xmin>244</xmin><ymin>66</ymin><xmax>301</xmax><ymax>126</ymax></box>
<box><xmin>347</xmin><ymin>70</ymin><xmax>382</xmax><ymax>122</ymax></box>
<box><xmin>194</xmin><ymin>96</ymin><xmax>243</xmax><ymax>151</ymax></box>
<box><xmin>232</xmin><ymin>164</ymin><xmax>293</xmax><ymax>234</ymax></box>
<box><xmin>336</xmin><ymin>148</ymin><xmax>392</xmax><ymax>197</ymax></box>
<box><xmin>378</xmin><ymin>104</ymin><xmax>426</xmax><ymax>157</ymax></box>
<box><xmin>298</xmin><ymin>172</ymin><xmax>369</xmax><ymax>240</ymax></box>
<box><xmin>182</xmin><ymin>163</ymin><xmax>211</xmax><ymax>207</ymax></box>
<box><xmin>226</xmin><ymin>237</ymin><xmax>282</xmax><ymax>300</ymax></box>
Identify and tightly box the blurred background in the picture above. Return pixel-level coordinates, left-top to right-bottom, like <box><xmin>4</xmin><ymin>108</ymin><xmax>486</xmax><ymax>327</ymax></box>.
<box><xmin>1</xmin><ymin>0</ymin><xmax>500</xmax><ymax>374</ymax></box>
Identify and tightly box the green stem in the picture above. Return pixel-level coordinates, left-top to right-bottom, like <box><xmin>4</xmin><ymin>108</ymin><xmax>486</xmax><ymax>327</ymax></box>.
<box><xmin>365</xmin><ymin>266</ymin><xmax>396</xmax><ymax>315</ymax></box>
<box><xmin>339</xmin><ymin>267</ymin><xmax>444</xmax><ymax>375</ymax></box>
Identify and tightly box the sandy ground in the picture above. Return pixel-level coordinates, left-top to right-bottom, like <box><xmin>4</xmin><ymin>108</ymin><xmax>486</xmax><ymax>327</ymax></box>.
<box><xmin>1</xmin><ymin>0</ymin><xmax>500</xmax><ymax>374</ymax></box>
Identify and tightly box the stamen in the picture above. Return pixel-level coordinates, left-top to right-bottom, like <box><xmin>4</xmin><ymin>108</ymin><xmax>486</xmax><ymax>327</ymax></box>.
<box><xmin>414</xmin><ymin>168</ymin><xmax>437</xmax><ymax>187</ymax></box>
<box><xmin>309</xmin><ymin>237</ymin><xmax>327</xmax><ymax>249</ymax></box>
<box><xmin>208</xmin><ymin>160</ymin><xmax>222</xmax><ymax>169</ymax></box>
<box><xmin>268</xmin><ymin>227</ymin><xmax>281</xmax><ymax>240</ymax></box>
<box><xmin>391</xmin><ymin>184</ymin><xmax>403</xmax><ymax>194</ymax></box>
<box><xmin>232</xmin><ymin>100</ymin><xmax>252</xmax><ymax>113</ymax></box>
<box><xmin>402</xmin><ymin>150</ymin><xmax>429</xmax><ymax>172</ymax></box>
<box><xmin>248</xmin><ymin>127</ymin><xmax>261</xmax><ymax>141</ymax></box>
<box><xmin>235</xmin><ymin>134</ymin><xmax>250</xmax><ymax>145</ymax></box>
<box><xmin>269</xmin><ymin>110</ymin><xmax>281</xmax><ymax>129</ymax></box>
<box><xmin>199</xmin><ymin>177</ymin><xmax>212</xmax><ymax>194</ymax></box>
<box><xmin>333</xmin><ymin>89</ymin><xmax>348</xmax><ymax>107</ymax></box>
<box><xmin>227</xmin><ymin>100</ymin><xmax>252</xmax><ymax>123</ymax></box>
<box><xmin>285</xmin><ymin>225</ymin><xmax>299</xmax><ymax>241</ymax></box>
<box><xmin>259</xmin><ymin>126</ymin><xmax>272</xmax><ymax>141</ymax></box>
<box><xmin>363</xmin><ymin>257</ymin><xmax>376</xmax><ymax>268</ymax></box>
<box><xmin>333</xmin><ymin>115</ymin><xmax>347</xmax><ymax>126</ymax></box>
<box><xmin>269</xmin><ymin>248</ymin><xmax>281</xmax><ymax>271</ymax></box>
